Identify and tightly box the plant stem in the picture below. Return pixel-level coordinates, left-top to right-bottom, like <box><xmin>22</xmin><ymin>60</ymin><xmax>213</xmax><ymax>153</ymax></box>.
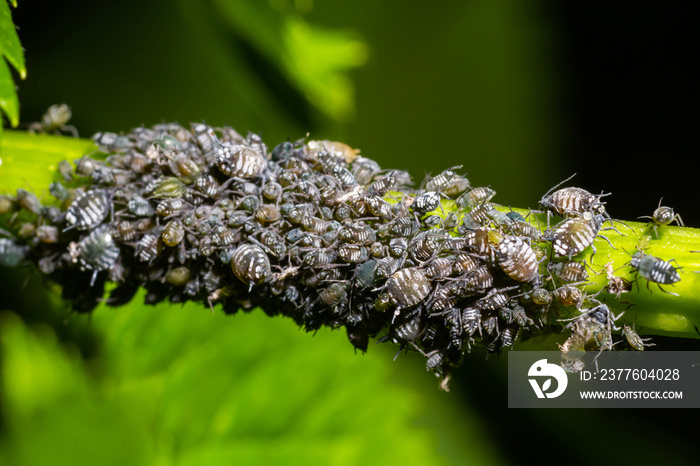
<box><xmin>1</xmin><ymin>129</ymin><xmax>699</xmax><ymax>341</ymax></box>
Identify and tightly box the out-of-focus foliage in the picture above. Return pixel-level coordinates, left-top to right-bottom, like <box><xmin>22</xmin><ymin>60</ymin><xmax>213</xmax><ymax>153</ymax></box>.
<box><xmin>0</xmin><ymin>0</ymin><xmax>24</xmax><ymax>133</ymax></box>
<box><xmin>0</xmin><ymin>293</ymin><xmax>504</xmax><ymax>465</ymax></box>
<box><xmin>0</xmin><ymin>131</ymin><xmax>94</xmax><ymax>195</ymax></box>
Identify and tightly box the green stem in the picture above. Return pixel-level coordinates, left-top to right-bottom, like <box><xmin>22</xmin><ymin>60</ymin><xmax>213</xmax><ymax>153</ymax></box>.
<box><xmin>1</xmin><ymin>130</ymin><xmax>699</xmax><ymax>341</ymax></box>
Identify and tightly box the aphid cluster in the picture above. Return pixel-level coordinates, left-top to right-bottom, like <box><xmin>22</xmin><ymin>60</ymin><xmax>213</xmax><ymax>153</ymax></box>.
<box><xmin>0</xmin><ymin>123</ymin><xmax>683</xmax><ymax>389</ymax></box>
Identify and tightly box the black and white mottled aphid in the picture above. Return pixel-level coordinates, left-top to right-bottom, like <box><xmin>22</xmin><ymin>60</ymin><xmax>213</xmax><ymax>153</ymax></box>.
<box><xmin>127</xmin><ymin>196</ymin><xmax>155</xmax><ymax>217</ymax></box>
<box><xmin>16</xmin><ymin>189</ymin><xmax>43</xmax><ymax>215</ymax></box>
<box><xmin>230</xmin><ymin>243</ymin><xmax>271</xmax><ymax>286</ymax></box>
<box><xmin>0</xmin><ymin>238</ymin><xmax>29</xmax><ymax>268</ymax></box>
<box><xmin>29</xmin><ymin>104</ymin><xmax>77</xmax><ymax>136</ymax></box>
<box><xmin>411</xmin><ymin>191</ymin><xmax>440</xmax><ymax>215</ymax></box>
<box><xmin>386</xmin><ymin>267</ymin><xmax>431</xmax><ymax>308</ymax></box>
<box><xmin>339</xmin><ymin>244</ymin><xmax>368</xmax><ymax>263</ymax></box>
<box><xmin>367</xmin><ymin>175</ymin><xmax>397</xmax><ymax>197</ymax></box>
<box><xmin>540</xmin><ymin>175</ymin><xmax>607</xmax><ymax>217</ymax></box>
<box><xmin>77</xmin><ymin>225</ymin><xmax>120</xmax><ymax>285</ymax></box>
<box><xmin>65</xmin><ymin>189</ymin><xmax>110</xmax><ymax>231</ymax></box>
<box><xmin>547</xmin><ymin>260</ymin><xmax>588</xmax><ymax>283</ymax></box>
<box><xmin>547</xmin><ymin>212</ymin><xmax>603</xmax><ymax>259</ymax></box>
<box><xmin>216</xmin><ymin>140</ymin><xmax>267</xmax><ymax>178</ymax></box>
<box><xmin>496</xmin><ymin>236</ymin><xmax>540</xmax><ymax>284</ymax></box>
<box><xmin>630</xmin><ymin>251</ymin><xmax>681</xmax><ymax>294</ymax></box>
<box><xmin>456</xmin><ymin>187</ymin><xmax>495</xmax><ymax>209</ymax></box>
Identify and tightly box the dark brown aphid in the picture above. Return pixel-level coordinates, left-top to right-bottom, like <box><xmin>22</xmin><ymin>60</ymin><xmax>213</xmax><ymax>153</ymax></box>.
<box><xmin>422</xmin><ymin>257</ymin><xmax>454</xmax><ymax>280</ymax></box>
<box><xmin>338</xmin><ymin>244</ymin><xmax>369</xmax><ymax>263</ymax></box>
<box><xmin>230</xmin><ymin>244</ymin><xmax>271</xmax><ymax>286</ymax></box>
<box><xmin>496</xmin><ymin>236</ymin><xmax>540</xmax><ymax>284</ymax></box>
<box><xmin>216</xmin><ymin>139</ymin><xmax>267</xmax><ymax>179</ymax></box>
<box><xmin>136</xmin><ymin>232</ymin><xmax>163</xmax><ymax>263</ymax></box>
<box><xmin>553</xmin><ymin>284</ymin><xmax>584</xmax><ymax>307</ymax></box>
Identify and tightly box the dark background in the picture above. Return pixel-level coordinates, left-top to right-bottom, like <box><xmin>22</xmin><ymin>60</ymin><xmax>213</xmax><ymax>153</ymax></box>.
<box><xmin>8</xmin><ymin>1</ymin><xmax>699</xmax><ymax>465</ymax></box>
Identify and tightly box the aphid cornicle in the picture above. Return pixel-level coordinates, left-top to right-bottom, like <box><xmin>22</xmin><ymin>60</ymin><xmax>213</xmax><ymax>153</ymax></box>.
<box><xmin>65</xmin><ymin>189</ymin><xmax>110</xmax><ymax>231</ymax></box>
<box><xmin>629</xmin><ymin>251</ymin><xmax>681</xmax><ymax>294</ymax></box>
<box><xmin>230</xmin><ymin>244</ymin><xmax>271</xmax><ymax>287</ymax></box>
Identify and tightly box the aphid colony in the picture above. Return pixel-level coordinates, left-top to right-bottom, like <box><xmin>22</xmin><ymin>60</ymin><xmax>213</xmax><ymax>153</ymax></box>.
<box><xmin>0</xmin><ymin>123</ymin><xmax>683</xmax><ymax>389</ymax></box>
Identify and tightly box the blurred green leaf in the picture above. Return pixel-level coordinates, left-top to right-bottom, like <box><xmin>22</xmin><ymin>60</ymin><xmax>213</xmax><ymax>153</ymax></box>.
<box><xmin>211</xmin><ymin>0</ymin><xmax>367</xmax><ymax>121</ymax></box>
<box><xmin>0</xmin><ymin>130</ymin><xmax>95</xmax><ymax>195</ymax></box>
<box><xmin>0</xmin><ymin>294</ymin><xmax>504</xmax><ymax>465</ymax></box>
<box><xmin>0</xmin><ymin>0</ymin><xmax>25</xmax><ymax>129</ymax></box>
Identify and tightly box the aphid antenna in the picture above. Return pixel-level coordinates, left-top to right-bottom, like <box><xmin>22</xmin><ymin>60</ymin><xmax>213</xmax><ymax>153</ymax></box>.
<box><xmin>540</xmin><ymin>173</ymin><xmax>578</xmax><ymax>200</ymax></box>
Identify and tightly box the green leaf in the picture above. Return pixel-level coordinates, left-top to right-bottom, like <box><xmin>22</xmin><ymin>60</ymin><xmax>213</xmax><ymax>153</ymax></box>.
<box><xmin>0</xmin><ymin>130</ymin><xmax>96</xmax><ymax>195</ymax></box>
<box><xmin>0</xmin><ymin>0</ymin><xmax>25</xmax><ymax>129</ymax></box>
<box><xmin>211</xmin><ymin>0</ymin><xmax>367</xmax><ymax>122</ymax></box>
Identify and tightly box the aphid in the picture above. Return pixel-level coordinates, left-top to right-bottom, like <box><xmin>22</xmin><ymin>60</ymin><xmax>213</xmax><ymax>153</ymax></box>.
<box><xmin>367</xmin><ymin>175</ymin><xmax>396</xmax><ymax>197</ymax></box>
<box><xmin>461</xmin><ymin>307</ymin><xmax>481</xmax><ymax>337</ymax></box>
<box><xmin>127</xmin><ymin>196</ymin><xmax>155</xmax><ymax>217</ymax></box>
<box><xmin>500</xmin><ymin>325</ymin><xmax>519</xmax><ymax>349</ymax></box>
<box><xmin>389</xmin><ymin>217</ymin><xmax>419</xmax><ymax>238</ymax></box>
<box><xmin>452</xmin><ymin>252</ymin><xmax>480</xmax><ymax>275</ymax></box>
<box><xmin>303</xmin><ymin>248</ymin><xmax>337</xmax><ymax>267</ymax></box>
<box><xmin>255</xmin><ymin>204</ymin><xmax>281</xmax><ymax>223</ymax></box>
<box><xmin>352</xmin><ymin>156</ymin><xmax>381</xmax><ymax>185</ymax></box>
<box><xmin>308</xmin><ymin>140</ymin><xmax>359</xmax><ymax>164</ymax></box>
<box><xmin>422</xmin><ymin>215</ymin><xmax>441</xmax><ymax>228</ymax></box>
<box><xmin>423</xmin><ymin>257</ymin><xmax>454</xmax><ymax>280</ymax></box>
<box><xmin>440</xmin><ymin>213</ymin><xmax>459</xmax><ymax>230</ymax></box>
<box><xmin>553</xmin><ymin>284</ymin><xmax>584</xmax><ymax>307</ymax></box>
<box><xmin>621</xmin><ymin>324</ymin><xmax>654</xmax><ymax>351</ymax></box>
<box><xmin>411</xmin><ymin>191</ymin><xmax>441</xmax><ymax>215</ymax></box>
<box><xmin>547</xmin><ymin>260</ymin><xmax>588</xmax><ymax>283</ymax></box>
<box><xmin>136</xmin><ymin>232</ymin><xmax>163</xmax><ymax>263</ymax></box>
<box><xmin>156</xmin><ymin>198</ymin><xmax>187</xmax><ymax>217</ymax></box>
<box><xmin>29</xmin><ymin>104</ymin><xmax>77</xmax><ymax>136</ymax></box>
<box><xmin>639</xmin><ymin>198</ymin><xmax>684</xmax><ymax>238</ymax></box>
<box><xmin>504</xmin><ymin>220</ymin><xmax>542</xmax><ymax>240</ymax></box>
<box><xmin>92</xmin><ymin>132</ymin><xmax>132</xmax><ymax>153</ymax></box>
<box><xmin>0</xmin><ymin>238</ymin><xmax>28</xmax><ymax>268</ymax></box>
<box><xmin>425</xmin><ymin>168</ymin><xmax>458</xmax><ymax>192</ymax></box>
<box><xmin>456</xmin><ymin>187</ymin><xmax>495</xmax><ymax>209</ymax></box>
<box><xmin>0</xmin><ymin>195</ymin><xmax>14</xmax><ymax>214</ymax></box>
<box><xmin>16</xmin><ymin>189</ymin><xmax>43</xmax><ymax>215</ymax></box>
<box><xmin>317</xmin><ymin>283</ymin><xmax>349</xmax><ymax>309</ymax></box>
<box><xmin>215</xmin><ymin>139</ymin><xmax>267</xmax><ymax>178</ymax></box>
<box><xmin>530</xmin><ymin>287</ymin><xmax>552</xmax><ymax>306</ymax></box>
<box><xmin>365</xmin><ymin>196</ymin><xmax>393</xmax><ymax>219</ymax></box>
<box><xmin>332</xmin><ymin>166</ymin><xmax>357</xmax><ymax>187</ymax></box>
<box><xmin>302</xmin><ymin>215</ymin><xmax>329</xmax><ymax>233</ymax></box>
<box><xmin>338</xmin><ymin>244</ymin><xmax>369</xmax><ymax>263</ymax></box>
<box><xmin>461</xmin><ymin>203</ymin><xmax>494</xmax><ymax>228</ymax></box>
<box><xmin>166</xmin><ymin>266</ymin><xmax>192</xmax><ymax>286</ymax></box>
<box><xmin>169</xmin><ymin>153</ymin><xmax>202</xmax><ymax>183</ymax></box>
<box><xmin>64</xmin><ymin>189</ymin><xmax>110</xmax><ymax>231</ymax></box>
<box><xmin>540</xmin><ymin>175</ymin><xmax>607</xmax><ymax>217</ymax></box>
<box><xmin>629</xmin><ymin>251</ymin><xmax>681</xmax><ymax>295</ymax></box>
<box><xmin>262</xmin><ymin>181</ymin><xmax>283</xmax><ymax>201</ymax></box>
<box><xmin>339</xmin><ymin>223</ymin><xmax>375</xmax><ymax>245</ymax></box>
<box><xmin>35</xmin><ymin>225</ymin><xmax>59</xmax><ymax>243</ymax></box>
<box><xmin>386</xmin><ymin>267</ymin><xmax>431</xmax><ymax>308</ymax></box>
<box><xmin>49</xmin><ymin>182</ymin><xmax>70</xmax><ymax>202</ymax></box>
<box><xmin>496</xmin><ymin>236</ymin><xmax>540</xmax><ymax>284</ymax></box>
<box><xmin>162</xmin><ymin>220</ymin><xmax>185</xmax><ymax>247</ymax></box>
<box><xmin>388</xmin><ymin>313</ymin><xmax>425</xmax><ymax>344</ymax></box>
<box><xmin>145</xmin><ymin>176</ymin><xmax>188</xmax><ymax>199</ymax></box>
<box><xmin>504</xmin><ymin>304</ymin><xmax>535</xmax><ymax>328</ymax></box>
<box><xmin>57</xmin><ymin>160</ymin><xmax>73</xmax><ymax>182</ymax></box>
<box><xmin>428</xmin><ymin>285</ymin><xmax>457</xmax><ymax>311</ymax></box>
<box><xmin>562</xmin><ymin>303</ymin><xmax>621</xmax><ymax>353</ymax></box>
<box><xmin>546</xmin><ymin>212</ymin><xmax>606</xmax><ymax>259</ymax></box>
<box><xmin>230</xmin><ymin>244</ymin><xmax>271</xmax><ymax>287</ymax></box>
<box><xmin>603</xmin><ymin>261</ymin><xmax>631</xmax><ymax>298</ymax></box>
<box><xmin>388</xmin><ymin>238</ymin><xmax>408</xmax><ymax>258</ymax></box>
<box><xmin>482</xmin><ymin>315</ymin><xmax>499</xmax><ymax>335</ymax></box>
<box><xmin>476</xmin><ymin>286</ymin><xmax>519</xmax><ymax>311</ymax></box>
<box><xmin>78</xmin><ymin>225</ymin><xmax>120</xmax><ymax>286</ymax></box>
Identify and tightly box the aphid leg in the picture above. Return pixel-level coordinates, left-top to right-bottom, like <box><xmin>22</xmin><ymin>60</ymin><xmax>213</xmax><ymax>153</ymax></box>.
<box><xmin>655</xmin><ymin>283</ymin><xmax>679</xmax><ymax>297</ymax></box>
